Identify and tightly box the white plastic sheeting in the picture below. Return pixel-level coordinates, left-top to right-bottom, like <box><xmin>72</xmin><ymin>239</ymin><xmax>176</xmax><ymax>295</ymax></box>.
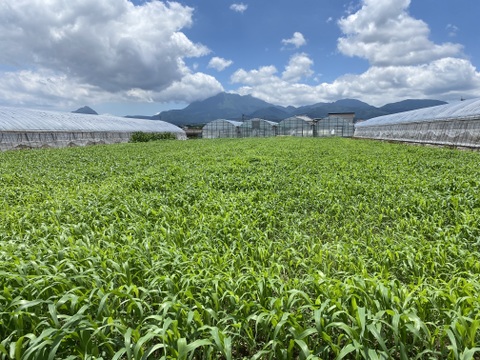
<box><xmin>354</xmin><ymin>98</ymin><xmax>480</xmax><ymax>148</ymax></box>
<box><xmin>0</xmin><ymin>106</ymin><xmax>186</xmax><ymax>150</ymax></box>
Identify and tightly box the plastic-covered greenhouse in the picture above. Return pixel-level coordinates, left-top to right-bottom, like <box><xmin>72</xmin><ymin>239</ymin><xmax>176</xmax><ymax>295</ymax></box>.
<box><xmin>0</xmin><ymin>106</ymin><xmax>186</xmax><ymax>151</ymax></box>
<box><xmin>278</xmin><ymin>116</ymin><xmax>316</xmax><ymax>137</ymax></box>
<box><xmin>202</xmin><ymin>119</ymin><xmax>242</xmax><ymax>138</ymax></box>
<box><xmin>316</xmin><ymin>117</ymin><xmax>355</xmax><ymax>137</ymax></box>
<box><xmin>239</xmin><ymin>118</ymin><xmax>278</xmax><ymax>137</ymax></box>
<box><xmin>354</xmin><ymin>98</ymin><xmax>480</xmax><ymax>148</ymax></box>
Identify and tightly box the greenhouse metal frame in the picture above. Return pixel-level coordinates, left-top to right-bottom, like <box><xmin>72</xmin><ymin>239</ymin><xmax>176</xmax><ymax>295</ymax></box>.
<box><xmin>316</xmin><ymin>117</ymin><xmax>355</xmax><ymax>137</ymax></box>
<box><xmin>354</xmin><ymin>98</ymin><xmax>480</xmax><ymax>148</ymax></box>
<box><xmin>202</xmin><ymin>119</ymin><xmax>242</xmax><ymax>139</ymax></box>
<box><xmin>278</xmin><ymin>116</ymin><xmax>316</xmax><ymax>137</ymax></box>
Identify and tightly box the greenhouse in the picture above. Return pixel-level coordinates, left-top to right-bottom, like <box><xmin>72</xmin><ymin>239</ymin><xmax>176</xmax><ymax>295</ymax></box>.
<box><xmin>239</xmin><ymin>118</ymin><xmax>278</xmax><ymax>137</ymax></box>
<box><xmin>0</xmin><ymin>106</ymin><xmax>186</xmax><ymax>151</ymax></box>
<box><xmin>316</xmin><ymin>117</ymin><xmax>355</xmax><ymax>137</ymax></box>
<box><xmin>202</xmin><ymin>119</ymin><xmax>242</xmax><ymax>138</ymax></box>
<box><xmin>354</xmin><ymin>98</ymin><xmax>480</xmax><ymax>148</ymax></box>
<box><xmin>278</xmin><ymin>116</ymin><xmax>316</xmax><ymax>137</ymax></box>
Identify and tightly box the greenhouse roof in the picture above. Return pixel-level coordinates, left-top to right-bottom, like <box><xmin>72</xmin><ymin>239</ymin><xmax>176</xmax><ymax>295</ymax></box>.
<box><xmin>0</xmin><ymin>106</ymin><xmax>185</xmax><ymax>134</ymax></box>
<box><xmin>356</xmin><ymin>98</ymin><xmax>480</xmax><ymax>127</ymax></box>
<box><xmin>241</xmin><ymin>118</ymin><xmax>278</xmax><ymax>126</ymax></box>
<box><xmin>207</xmin><ymin>119</ymin><xmax>243</xmax><ymax>126</ymax></box>
<box><xmin>281</xmin><ymin>115</ymin><xmax>314</xmax><ymax>123</ymax></box>
<box><xmin>317</xmin><ymin>118</ymin><xmax>351</xmax><ymax>125</ymax></box>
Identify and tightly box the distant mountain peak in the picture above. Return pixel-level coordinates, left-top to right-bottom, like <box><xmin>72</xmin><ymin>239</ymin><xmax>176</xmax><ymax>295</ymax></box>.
<box><xmin>157</xmin><ymin>92</ymin><xmax>274</xmax><ymax>125</ymax></box>
<box><xmin>72</xmin><ymin>106</ymin><xmax>98</xmax><ymax>115</ymax></box>
<box><xmin>333</xmin><ymin>99</ymin><xmax>372</xmax><ymax>109</ymax></box>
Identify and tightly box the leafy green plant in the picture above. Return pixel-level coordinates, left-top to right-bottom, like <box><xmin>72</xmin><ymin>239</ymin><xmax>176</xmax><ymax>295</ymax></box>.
<box><xmin>129</xmin><ymin>131</ymin><xmax>176</xmax><ymax>143</ymax></box>
<box><xmin>0</xmin><ymin>138</ymin><xmax>479</xmax><ymax>358</ymax></box>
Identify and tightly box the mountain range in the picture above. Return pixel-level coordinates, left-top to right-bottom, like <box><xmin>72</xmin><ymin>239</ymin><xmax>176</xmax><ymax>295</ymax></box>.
<box><xmin>78</xmin><ymin>92</ymin><xmax>447</xmax><ymax>126</ymax></box>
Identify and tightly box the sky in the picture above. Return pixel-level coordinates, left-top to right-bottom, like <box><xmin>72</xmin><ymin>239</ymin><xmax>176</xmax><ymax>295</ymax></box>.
<box><xmin>1</xmin><ymin>0</ymin><xmax>480</xmax><ymax>116</ymax></box>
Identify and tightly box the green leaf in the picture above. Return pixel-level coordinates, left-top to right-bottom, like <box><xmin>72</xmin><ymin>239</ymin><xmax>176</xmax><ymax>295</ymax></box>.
<box><xmin>336</xmin><ymin>344</ymin><xmax>356</xmax><ymax>360</ymax></box>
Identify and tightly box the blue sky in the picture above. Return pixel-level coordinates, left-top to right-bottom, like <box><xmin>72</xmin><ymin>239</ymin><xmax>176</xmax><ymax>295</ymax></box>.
<box><xmin>1</xmin><ymin>0</ymin><xmax>480</xmax><ymax>116</ymax></box>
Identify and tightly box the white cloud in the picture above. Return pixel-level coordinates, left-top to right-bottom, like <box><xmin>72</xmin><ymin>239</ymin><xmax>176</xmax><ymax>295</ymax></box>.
<box><xmin>281</xmin><ymin>32</ymin><xmax>307</xmax><ymax>49</ymax></box>
<box><xmin>337</xmin><ymin>0</ymin><xmax>462</xmax><ymax>66</ymax></box>
<box><xmin>2</xmin><ymin>0</ymin><xmax>480</xmax><ymax>111</ymax></box>
<box><xmin>447</xmin><ymin>24</ymin><xmax>459</xmax><ymax>38</ymax></box>
<box><xmin>231</xmin><ymin>66</ymin><xmax>278</xmax><ymax>86</ymax></box>
<box><xmin>156</xmin><ymin>72</ymin><xmax>224</xmax><ymax>103</ymax></box>
<box><xmin>282</xmin><ymin>53</ymin><xmax>314</xmax><ymax>82</ymax></box>
<box><xmin>230</xmin><ymin>3</ymin><xmax>248</xmax><ymax>13</ymax></box>
<box><xmin>0</xmin><ymin>0</ymin><xmax>218</xmax><ymax>108</ymax></box>
<box><xmin>231</xmin><ymin>58</ymin><xmax>322</xmax><ymax>105</ymax></box>
<box><xmin>0</xmin><ymin>68</ymin><xmax>224</xmax><ymax>109</ymax></box>
<box><xmin>208</xmin><ymin>57</ymin><xmax>234</xmax><ymax>71</ymax></box>
<box><xmin>231</xmin><ymin>0</ymin><xmax>480</xmax><ymax>106</ymax></box>
<box><xmin>0</xmin><ymin>69</ymin><xmax>116</xmax><ymax>109</ymax></box>
<box><xmin>231</xmin><ymin>57</ymin><xmax>480</xmax><ymax>107</ymax></box>
<box><xmin>327</xmin><ymin>58</ymin><xmax>480</xmax><ymax>105</ymax></box>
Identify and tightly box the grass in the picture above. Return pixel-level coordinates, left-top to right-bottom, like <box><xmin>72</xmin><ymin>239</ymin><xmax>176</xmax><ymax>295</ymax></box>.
<box><xmin>0</xmin><ymin>137</ymin><xmax>479</xmax><ymax>359</ymax></box>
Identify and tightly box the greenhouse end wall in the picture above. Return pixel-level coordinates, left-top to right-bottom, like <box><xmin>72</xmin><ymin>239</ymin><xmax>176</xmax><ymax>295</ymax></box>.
<box><xmin>278</xmin><ymin>118</ymin><xmax>315</xmax><ymax>137</ymax></box>
<box><xmin>201</xmin><ymin>118</ymin><xmax>355</xmax><ymax>139</ymax></box>
<box><xmin>316</xmin><ymin>118</ymin><xmax>354</xmax><ymax>137</ymax></box>
<box><xmin>239</xmin><ymin>119</ymin><xmax>278</xmax><ymax>137</ymax></box>
<box><xmin>354</xmin><ymin>117</ymin><xmax>480</xmax><ymax>148</ymax></box>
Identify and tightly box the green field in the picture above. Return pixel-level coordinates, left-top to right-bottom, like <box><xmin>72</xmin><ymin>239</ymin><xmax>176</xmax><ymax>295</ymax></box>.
<box><xmin>0</xmin><ymin>137</ymin><xmax>479</xmax><ymax>359</ymax></box>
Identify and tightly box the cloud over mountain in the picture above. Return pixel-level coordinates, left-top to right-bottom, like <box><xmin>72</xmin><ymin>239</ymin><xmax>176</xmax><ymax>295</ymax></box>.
<box><xmin>0</xmin><ymin>0</ymin><xmax>479</xmax><ymax>113</ymax></box>
<box><xmin>230</xmin><ymin>0</ymin><xmax>480</xmax><ymax>107</ymax></box>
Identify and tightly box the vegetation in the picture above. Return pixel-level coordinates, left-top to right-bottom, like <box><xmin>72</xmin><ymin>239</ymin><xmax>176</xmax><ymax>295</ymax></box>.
<box><xmin>129</xmin><ymin>132</ymin><xmax>176</xmax><ymax>143</ymax></box>
<box><xmin>0</xmin><ymin>137</ymin><xmax>479</xmax><ymax>359</ymax></box>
